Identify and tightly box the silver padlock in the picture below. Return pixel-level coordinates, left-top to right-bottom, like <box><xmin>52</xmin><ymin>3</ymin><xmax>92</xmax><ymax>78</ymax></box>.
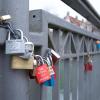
<box><xmin>20</xmin><ymin>36</ymin><xmax>34</xmax><ymax>59</ymax></box>
<box><xmin>5</xmin><ymin>29</ymin><xmax>25</xmax><ymax>54</ymax></box>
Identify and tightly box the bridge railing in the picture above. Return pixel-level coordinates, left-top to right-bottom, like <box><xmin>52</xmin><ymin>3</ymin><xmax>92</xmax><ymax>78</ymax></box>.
<box><xmin>29</xmin><ymin>9</ymin><xmax>100</xmax><ymax>100</ymax></box>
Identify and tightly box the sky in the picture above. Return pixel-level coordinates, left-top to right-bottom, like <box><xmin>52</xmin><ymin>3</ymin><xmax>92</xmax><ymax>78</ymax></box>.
<box><xmin>29</xmin><ymin>0</ymin><xmax>100</xmax><ymax>20</ymax></box>
<box><xmin>88</xmin><ymin>0</ymin><xmax>100</xmax><ymax>16</ymax></box>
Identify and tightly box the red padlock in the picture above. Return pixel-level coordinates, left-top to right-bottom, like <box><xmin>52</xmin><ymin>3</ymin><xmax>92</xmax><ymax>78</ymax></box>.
<box><xmin>84</xmin><ymin>54</ymin><xmax>93</xmax><ymax>72</ymax></box>
<box><xmin>35</xmin><ymin>64</ymin><xmax>51</xmax><ymax>84</ymax></box>
<box><xmin>84</xmin><ymin>63</ymin><xmax>93</xmax><ymax>72</ymax></box>
<box><xmin>35</xmin><ymin>55</ymin><xmax>51</xmax><ymax>84</ymax></box>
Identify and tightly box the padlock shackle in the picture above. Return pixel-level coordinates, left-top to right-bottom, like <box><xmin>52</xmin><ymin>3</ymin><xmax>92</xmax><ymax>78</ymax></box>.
<box><xmin>8</xmin><ymin>30</ymin><xmax>11</xmax><ymax>40</ymax></box>
<box><xmin>23</xmin><ymin>36</ymin><xmax>28</xmax><ymax>42</ymax></box>
<box><xmin>47</xmin><ymin>57</ymin><xmax>52</xmax><ymax>66</ymax></box>
<box><xmin>7</xmin><ymin>29</ymin><xmax>24</xmax><ymax>40</ymax></box>
<box><xmin>25</xmin><ymin>37</ymin><xmax>34</xmax><ymax>57</ymax></box>
<box><xmin>35</xmin><ymin>55</ymin><xmax>44</xmax><ymax>64</ymax></box>
<box><xmin>43</xmin><ymin>58</ymin><xmax>49</xmax><ymax>65</ymax></box>
<box><xmin>15</xmin><ymin>29</ymin><xmax>24</xmax><ymax>40</ymax></box>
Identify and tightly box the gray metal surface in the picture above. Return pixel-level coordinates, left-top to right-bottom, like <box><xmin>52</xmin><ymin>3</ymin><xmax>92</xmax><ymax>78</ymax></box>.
<box><xmin>0</xmin><ymin>2</ymin><xmax>100</xmax><ymax>100</ymax></box>
<box><xmin>0</xmin><ymin>0</ymin><xmax>29</xmax><ymax>100</ymax></box>
<box><xmin>0</xmin><ymin>0</ymin><xmax>2</xmax><ymax>11</ymax></box>
<box><xmin>0</xmin><ymin>28</ymin><xmax>7</xmax><ymax>45</ymax></box>
<box><xmin>29</xmin><ymin>9</ymin><xmax>100</xmax><ymax>100</ymax></box>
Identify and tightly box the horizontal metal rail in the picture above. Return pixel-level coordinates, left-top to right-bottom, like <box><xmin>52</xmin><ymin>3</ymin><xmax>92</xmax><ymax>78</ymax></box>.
<box><xmin>29</xmin><ymin>10</ymin><xmax>100</xmax><ymax>57</ymax></box>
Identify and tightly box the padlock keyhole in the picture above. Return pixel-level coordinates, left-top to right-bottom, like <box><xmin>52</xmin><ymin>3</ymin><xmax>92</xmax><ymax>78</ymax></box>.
<box><xmin>29</xmin><ymin>50</ymin><xmax>32</xmax><ymax>52</ymax></box>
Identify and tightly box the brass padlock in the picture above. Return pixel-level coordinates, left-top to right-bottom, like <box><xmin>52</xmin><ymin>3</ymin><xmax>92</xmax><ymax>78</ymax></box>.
<box><xmin>11</xmin><ymin>55</ymin><xmax>34</xmax><ymax>69</ymax></box>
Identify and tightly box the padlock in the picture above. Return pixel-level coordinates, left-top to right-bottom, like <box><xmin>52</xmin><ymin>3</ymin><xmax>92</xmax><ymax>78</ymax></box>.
<box><xmin>47</xmin><ymin>57</ymin><xmax>55</xmax><ymax>76</ymax></box>
<box><xmin>29</xmin><ymin>59</ymin><xmax>38</xmax><ymax>79</ymax></box>
<box><xmin>51</xmin><ymin>49</ymin><xmax>60</xmax><ymax>64</ymax></box>
<box><xmin>84</xmin><ymin>54</ymin><xmax>93</xmax><ymax>72</ymax></box>
<box><xmin>84</xmin><ymin>63</ymin><xmax>93</xmax><ymax>72</ymax></box>
<box><xmin>20</xmin><ymin>36</ymin><xmax>34</xmax><ymax>59</ymax></box>
<box><xmin>96</xmin><ymin>40</ymin><xmax>100</xmax><ymax>49</ymax></box>
<box><xmin>11</xmin><ymin>55</ymin><xmax>34</xmax><ymax>69</ymax></box>
<box><xmin>45</xmin><ymin>48</ymin><xmax>60</xmax><ymax>64</ymax></box>
<box><xmin>35</xmin><ymin>55</ymin><xmax>51</xmax><ymax>84</ymax></box>
<box><xmin>5</xmin><ymin>29</ymin><xmax>25</xmax><ymax>54</ymax></box>
<box><xmin>43</xmin><ymin>57</ymin><xmax>55</xmax><ymax>87</ymax></box>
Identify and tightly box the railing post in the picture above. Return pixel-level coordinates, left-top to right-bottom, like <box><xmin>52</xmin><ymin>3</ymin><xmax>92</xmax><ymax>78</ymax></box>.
<box><xmin>0</xmin><ymin>0</ymin><xmax>29</xmax><ymax>100</ymax></box>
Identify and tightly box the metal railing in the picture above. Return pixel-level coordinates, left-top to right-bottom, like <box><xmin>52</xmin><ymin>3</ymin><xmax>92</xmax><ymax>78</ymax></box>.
<box><xmin>29</xmin><ymin>10</ymin><xmax>100</xmax><ymax>100</ymax></box>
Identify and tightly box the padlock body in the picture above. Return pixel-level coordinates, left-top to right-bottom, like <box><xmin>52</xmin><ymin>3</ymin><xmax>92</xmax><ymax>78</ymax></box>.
<box><xmin>11</xmin><ymin>56</ymin><xmax>34</xmax><ymax>69</ymax></box>
<box><xmin>6</xmin><ymin>40</ymin><xmax>25</xmax><ymax>54</ymax></box>
<box><xmin>43</xmin><ymin>65</ymin><xmax>56</xmax><ymax>87</ymax></box>
<box><xmin>35</xmin><ymin>64</ymin><xmax>51</xmax><ymax>84</ymax></box>
<box><xmin>43</xmin><ymin>75</ymin><xmax>55</xmax><ymax>87</ymax></box>
<box><xmin>48</xmin><ymin>66</ymin><xmax>55</xmax><ymax>75</ymax></box>
<box><xmin>20</xmin><ymin>42</ymin><xmax>34</xmax><ymax>59</ymax></box>
<box><xmin>84</xmin><ymin>63</ymin><xmax>92</xmax><ymax>71</ymax></box>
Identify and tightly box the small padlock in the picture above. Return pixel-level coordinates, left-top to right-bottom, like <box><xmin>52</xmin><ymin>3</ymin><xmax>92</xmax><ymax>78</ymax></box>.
<box><xmin>84</xmin><ymin>54</ymin><xmax>93</xmax><ymax>72</ymax></box>
<box><xmin>45</xmin><ymin>49</ymin><xmax>60</xmax><ymax>64</ymax></box>
<box><xmin>43</xmin><ymin>57</ymin><xmax>55</xmax><ymax>87</ymax></box>
<box><xmin>47</xmin><ymin>57</ymin><xmax>55</xmax><ymax>75</ymax></box>
<box><xmin>5</xmin><ymin>29</ymin><xmax>25</xmax><ymax>54</ymax></box>
<box><xmin>35</xmin><ymin>55</ymin><xmax>51</xmax><ymax>84</ymax></box>
<box><xmin>51</xmin><ymin>49</ymin><xmax>60</xmax><ymax>64</ymax></box>
<box><xmin>84</xmin><ymin>63</ymin><xmax>93</xmax><ymax>72</ymax></box>
<box><xmin>20</xmin><ymin>36</ymin><xmax>34</xmax><ymax>59</ymax></box>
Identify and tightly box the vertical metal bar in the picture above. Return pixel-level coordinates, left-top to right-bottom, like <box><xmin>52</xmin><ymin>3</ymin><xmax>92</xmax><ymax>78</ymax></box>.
<box><xmin>78</xmin><ymin>56</ymin><xmax>85</xmax><ymax>100</ymax></box>
<box><xmin>71</xmin><ymin>58</ymin><xmax>78</xmax><ymax>100</ymax></box>
<box><xmin>0</xmin><ymin>0</ymin><xmax>2</xmax><ymax>11</ymax></box>
<box><xmin>2</xmin><ymin>0</ymin><xmax>29</xmax><ymax>34</ymax></box>
<box><xmin>41</xmin><ymin>12</ymin><xmax>48</xmax><ymax>55</ymax></box>
<box><xmin>64</xmin><ymin>59</ymin><xmax>70</xmax><ymax>100</ymax></box>
<box><xmin>0</xmin><ymin>1</ymin><xmax>2</xmax><ymax>99</ymax></box>
<box><xmin>76</xmin><ymin>57</ymin><xmax>79</xmax><ymax>100</ymax></box>
<box><xmin>0</xmin><ymin>0</ymin><xmax>3</xmax><ymax>15</ymax></box>
<box><xmin>52</xmin><ymin>61</ymin><xmax>60</xmax><ymax>100</ymax></box>
<box><xmin>0</xmin><ymin>0</ymin><xmax>29</xmax><ymax>100</ymax></box>
<box><xmin>52</xmin><ymin>30</ymin><xmax>62</xmax><ymax>100</ymax></box>
<box><xmin>41</xmin><ymin>24</ymin><xmax>50</xmax><ymax>100</ymax></box>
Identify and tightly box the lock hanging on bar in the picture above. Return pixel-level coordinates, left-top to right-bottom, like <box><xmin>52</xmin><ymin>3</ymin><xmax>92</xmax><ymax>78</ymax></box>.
<box><xmin>11</xmin><ymin>55</ymin><xmax>34</xmax><ymax>69</ymax></box>
<box><xmin>84</xmin><ymin>53</ymin><xmax>93</xmax><ymax>72</ymax></box>
<box><xmin>34</xmin><ymin>55</ymin><xmax>51</xmax><ymax>84</ymax></box>
<box><xmin>5</xmin><ymin>29</ymin><xmax>25</xmax><ymax>55</ymax></box>
<box><xmin>45</xmin><ymin>48</ymin><xmax>60</xmax><ymax>65</ymax></box>
<box><xmin>43</xmin><ymin>57</ymin><xmax>55</xmax><ymax>87</ymax></box>
<box><xmin>20</xmin><ymin>36</ymin><xmax>34</xmax><ymax>59</ymax></box>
